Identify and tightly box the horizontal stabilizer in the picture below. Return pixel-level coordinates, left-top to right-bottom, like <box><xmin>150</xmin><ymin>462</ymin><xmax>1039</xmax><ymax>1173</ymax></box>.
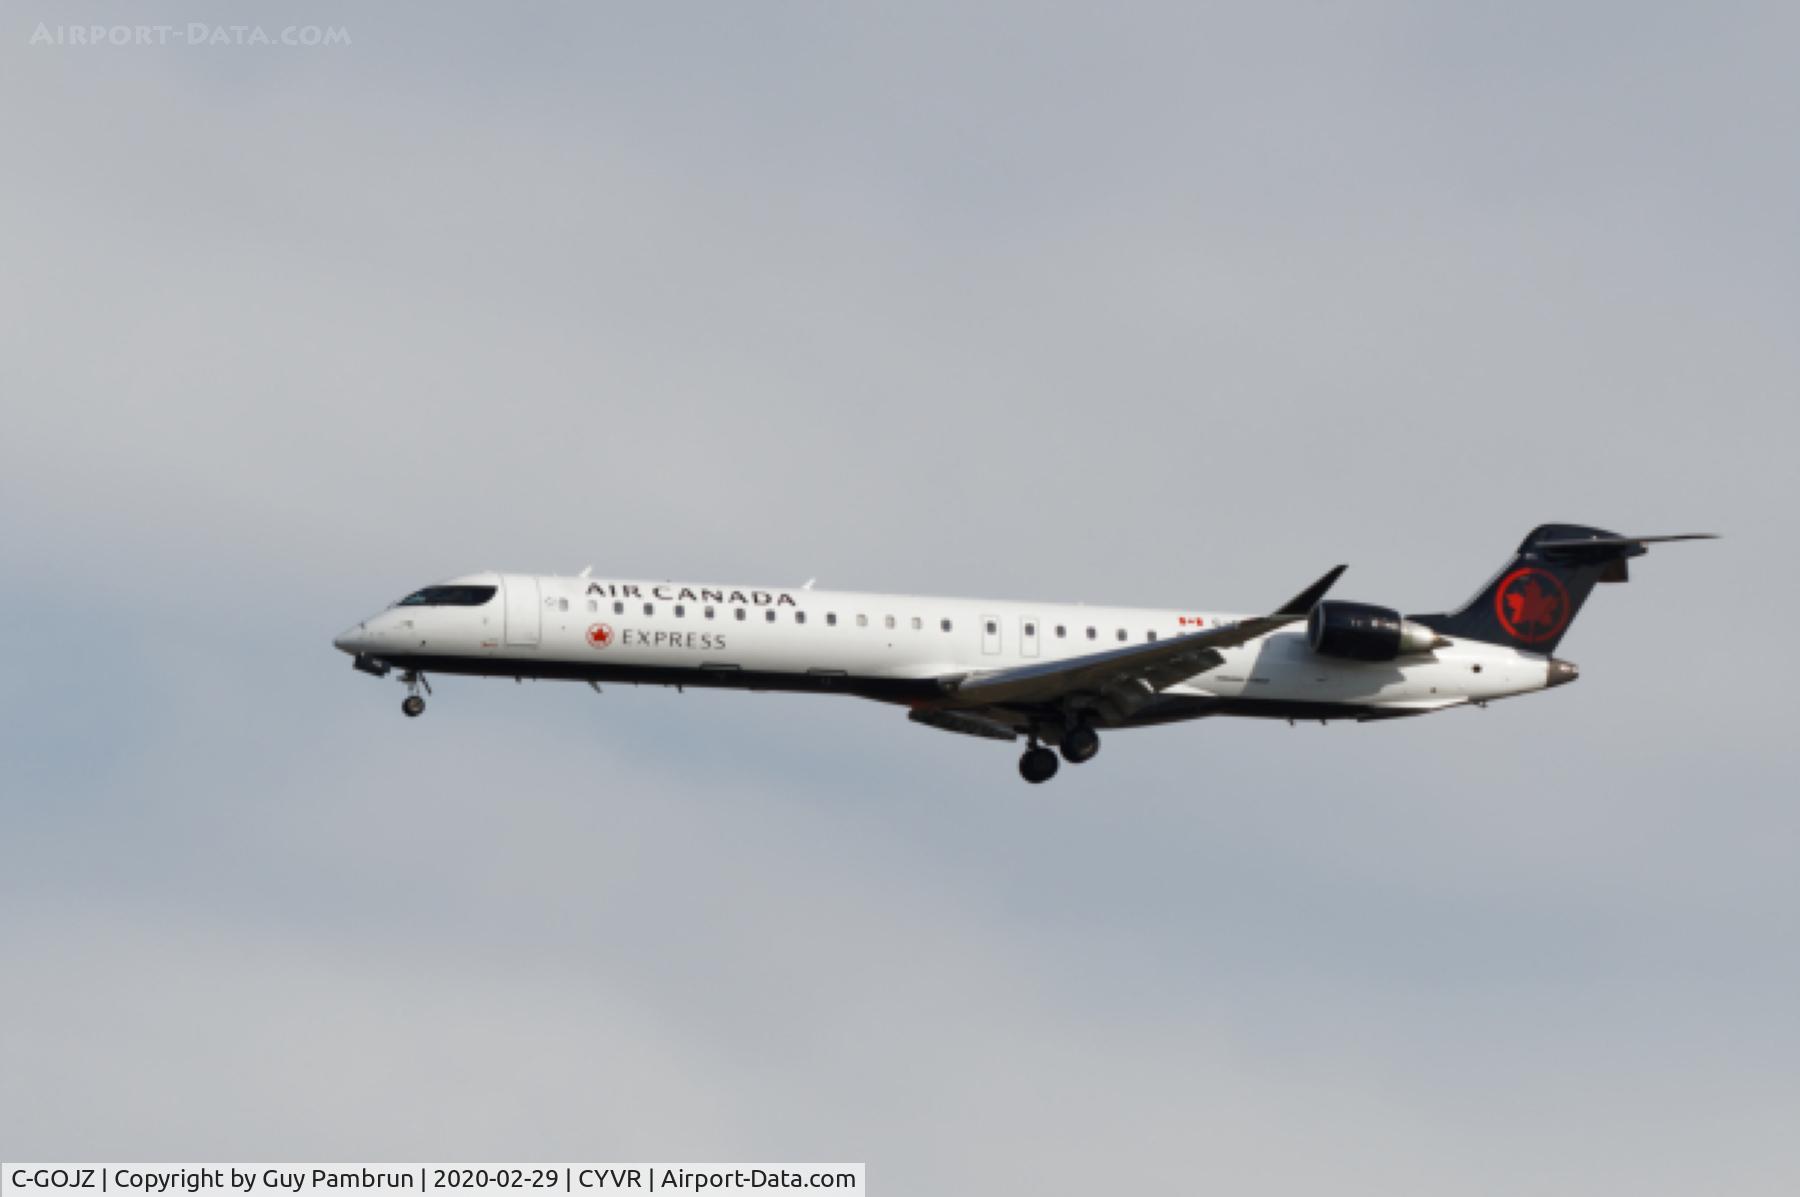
<box><xmin>1532</xmin><ymin>533</ymin><xmax>1719</xmax><ymax>551</ymax></box>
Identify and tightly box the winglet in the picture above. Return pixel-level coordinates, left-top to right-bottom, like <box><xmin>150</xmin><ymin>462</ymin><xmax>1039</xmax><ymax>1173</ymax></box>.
<box><xmin>1275</xmin><ymin>565</ymin><xmax>1347</xmax><ymax>616</ymax></box>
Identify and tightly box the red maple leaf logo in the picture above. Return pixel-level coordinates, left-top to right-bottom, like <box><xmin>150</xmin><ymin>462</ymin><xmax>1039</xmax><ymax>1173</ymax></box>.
<box><xmin>587</xmin><ymin>623</ymin><xmax>614</xmax><ymax>648</ymax></box>
<box><xmin>1505</xmin><ymin>580</ymin><xmax>1560</xmax><ymax>629</ymax></box>
<box><xmin>1494</xmin><ymin>569</ymin><xmax>1571</xmax><ymax>644</ymax></box>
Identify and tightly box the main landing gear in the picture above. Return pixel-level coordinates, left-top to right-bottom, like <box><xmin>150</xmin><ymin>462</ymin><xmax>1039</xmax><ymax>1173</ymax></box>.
<box><xmin>1018</xmin><ymin>722</ymin><xmax>1101</xmax><ymax>783</ymax></box>
<box><xmin>1060</xmin><ymin>723</ymin><xmax>1100</xmax><ymax>765</ymax></box>
<box><xmin>1019</xmin><ymin>745</ymin><xmax>1059</xmax><ymax>784</ymax></box>
<box><xmin>400</xmin><ymin>670</ymin><xmax>431</xmax><ymax>718</ymax></box>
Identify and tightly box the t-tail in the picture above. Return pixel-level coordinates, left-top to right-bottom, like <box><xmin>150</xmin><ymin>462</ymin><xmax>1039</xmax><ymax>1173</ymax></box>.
<box><xmin>1411</xmin><ymin>524</ymin><xmax>1717</xmax><ymax>656</ymax></box>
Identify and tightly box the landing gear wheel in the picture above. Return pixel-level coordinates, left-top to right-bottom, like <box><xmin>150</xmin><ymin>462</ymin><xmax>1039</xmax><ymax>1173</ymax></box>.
<box><xmin>1060</xmin><ymin>724</ymin><xmax>1100</xmax><ymax>764</ymax></box>
<box><xmin>1019</xmin><ymin>746</ymin><xmax>1060</xmax><ymax>784</ymax></box>
<box><xmin>402</xmin><ymin>695</ymin><xmax>426</xmax><ymax>718</ymax></box>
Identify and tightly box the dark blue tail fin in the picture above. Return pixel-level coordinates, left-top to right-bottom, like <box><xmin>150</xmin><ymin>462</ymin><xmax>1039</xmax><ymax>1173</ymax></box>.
<box><xmin>1411</xmin><ymin>524</ymin><xmax>1713</xmax><ymax>655</ymax></box>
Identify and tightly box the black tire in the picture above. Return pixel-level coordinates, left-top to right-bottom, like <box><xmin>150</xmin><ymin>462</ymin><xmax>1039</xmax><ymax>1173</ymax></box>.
<box><xmin>402</xmin><ymin>695</ymin><xmax>426</xmax><ymax>718</ymax></box>
<box><xmin>1019</xmin><ymin>746</ymin><xmax>1059</xmax><ymax>784</ymax></box>
<box><xmin>1060</xmin><ymin>724</ymin><xmax>1100</xmax><ymax>764</ymax></box>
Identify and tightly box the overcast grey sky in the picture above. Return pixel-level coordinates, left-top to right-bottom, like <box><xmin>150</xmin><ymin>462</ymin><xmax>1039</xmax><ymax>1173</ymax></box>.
<box><xmin>3</xmin><ymin>2</ymin><xmax>1797</xmax><ymax>1191</ymax></box>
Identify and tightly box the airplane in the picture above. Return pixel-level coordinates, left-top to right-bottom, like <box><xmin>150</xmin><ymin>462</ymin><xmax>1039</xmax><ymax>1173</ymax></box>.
<box><xmin>333</xmin><ymin>524</ymin><xmax>1714</xmax><ymax>783</ymax></box>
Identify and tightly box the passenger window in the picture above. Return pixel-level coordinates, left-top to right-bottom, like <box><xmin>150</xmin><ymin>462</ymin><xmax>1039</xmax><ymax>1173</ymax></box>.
<box><xmin>1148</xmin><ymin>630</ymin><xmax>1158</xmax><ymax>642</ymax></box>
<box><xmin>705</xmin><ymin>606</ymin><xmax>715</xmax><ymax>619</ymax></box>
<box><xmin>766</xmin><ymin>610</ymin><xmax>777</xmax><ymax>622</ymax></box>
<box><xmin>644</xmin><ymin>603</ymin><xmax>654</xmax><ymax>616</ymax></box>
<box><xmin>827</xmin><ymin>613</ymin><xmax>837</xmax><ymax>626</ymax></box>
<box><xmin>558</xmin><ymin>598</ymin><xmax>569</xmax><ymax>612</ymax></box>
<box><xmin>674</xmin><ymin>605</ymin><xmax>685</xmax><ymax>618</ymax></box>
<box><xmin>941</xmin><ymin>619</ymin><xmax>952</xmax><ymax>632</ymax></box>
<box><xmin>986</xmin><ymin>620</ymin><xmax>997</xmax><ymax>635</ymax></box>
<box><xmin>1117</xmin><ymin>629</ymin><xmax>1127</xmax><ymax>642</ymax></box>
<box><xmin>1087</xmin><ymin>627</ymin><xmax>1096</xmax><ymax>640</ymax></box>
<box><xmin>1024</xmin><ymin>622</ymin><xmax>1035</xmax><ymax>636</ymax></box>
<box><xmin>1056</xmin><ymin>625</ymin><xmax>1066</xmax><ymax>638</ymax></box>
<box><xmin>857</xmin><ymin>614</ymin><xmax>868</xmax><ymax>627</ymax></box>
<box><xmin>614</xmin><ymin>601</ymin><xmax>624</xmax><ymax>615</ymax></box>
<box><xmin>885</xmin><ymin>615</ymin><xmax>895</xmax><ymax>629</ymax></box>
<box><xmin>736</xmin><ymin>608</ymin><xmax>746</xmax><ymax>621</ymax></box>
<box><xmin>587</xmin><ymin>599</ymin><xmax>597</xmax><ymax>613</ymax></box>
<box><xmin>796</xmin><ymin>611</ymin><xmax>806</xmax><ymax>624</ymax></box>
<box><xmin>911</xmin><ymin>616</ymin><xmax>922</xmax><ymax>630</ymax></box>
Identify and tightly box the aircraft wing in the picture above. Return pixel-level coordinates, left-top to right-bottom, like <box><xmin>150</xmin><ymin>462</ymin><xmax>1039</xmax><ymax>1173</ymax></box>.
<box><xmin>935</xmin><ymin>565</ymin><xmax>1346</xmax><ymax>712</ymax></box>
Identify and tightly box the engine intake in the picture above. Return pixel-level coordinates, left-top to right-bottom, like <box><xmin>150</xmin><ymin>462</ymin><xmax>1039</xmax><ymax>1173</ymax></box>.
<box><xmin>1307</xmin><ymin>601</ymin><xmax>1443</xmax><ymax>662</ymax></box>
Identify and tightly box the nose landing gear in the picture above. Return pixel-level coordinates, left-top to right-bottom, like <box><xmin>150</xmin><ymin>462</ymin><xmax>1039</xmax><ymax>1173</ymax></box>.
<box><xmin>399</xmin><ymin>670</ymin><xmax>431</xmax><ymax>718</ymax></box>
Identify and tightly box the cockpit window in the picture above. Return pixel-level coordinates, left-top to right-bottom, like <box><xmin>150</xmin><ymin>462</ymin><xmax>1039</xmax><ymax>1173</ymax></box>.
<box><xmin>396</xmin><ymin>585</ymin><xmax>497</xmax><ymax>608</ymax></box>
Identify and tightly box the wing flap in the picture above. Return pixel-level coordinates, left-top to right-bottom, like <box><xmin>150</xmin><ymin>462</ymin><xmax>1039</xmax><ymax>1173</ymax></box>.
<box><xmin>909</xmin><ymin>707</ymin><xmax>1019</xmax><ymax>742</ymax></box>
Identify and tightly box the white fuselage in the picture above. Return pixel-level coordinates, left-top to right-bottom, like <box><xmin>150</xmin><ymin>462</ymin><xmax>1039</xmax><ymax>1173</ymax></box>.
<box><xmin>334</xmin><ymin>571</ymin><xmax>1560</xmax><ymax>722</ymax></box>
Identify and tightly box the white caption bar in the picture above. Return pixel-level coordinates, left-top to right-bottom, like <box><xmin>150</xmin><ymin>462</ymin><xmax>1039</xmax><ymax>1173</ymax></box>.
<box><xmin>2</xmin><ymin>1166</ymin><xmax>864</xmax><ymax>1196</ymax></box>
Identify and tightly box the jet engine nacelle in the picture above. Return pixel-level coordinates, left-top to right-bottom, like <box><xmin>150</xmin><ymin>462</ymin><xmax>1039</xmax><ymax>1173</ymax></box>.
<box><xmin>1307</xmin><ymin>601</ymin><xmax>1443</xmax><ymax>662</ymax></box>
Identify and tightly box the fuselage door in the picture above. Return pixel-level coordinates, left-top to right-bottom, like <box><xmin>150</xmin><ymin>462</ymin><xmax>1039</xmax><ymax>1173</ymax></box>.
<box><xmin>982</xmin><ymin>615</ymin><xmax>1002</xmax><ymax>656</ymax></box>
<box><xmin>1020</xmin><ymin>616</ymin><xmax>1040</xmax><ymax>658</ymax></box>
<box><xmin>503</xmin><ymin>574</ymin><xmax>542</xmax><ymax>647</ymax></box>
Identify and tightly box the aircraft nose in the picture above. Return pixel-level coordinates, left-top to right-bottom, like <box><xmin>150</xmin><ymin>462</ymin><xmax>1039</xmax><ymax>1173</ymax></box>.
<box><xmin>333</xmin><ymin>624</ymin><xmax>364</xmax><ymax>654</ymax></box>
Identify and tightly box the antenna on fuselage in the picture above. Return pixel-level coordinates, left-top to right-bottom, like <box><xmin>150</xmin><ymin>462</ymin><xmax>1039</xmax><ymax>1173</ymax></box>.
<box><xmin>802</xmin><ymin>578</ymin><xmax>816</xmax><ymax>590</ymax></box>
<box><xmin>578</xmin><ymin>565</ymin><xmax>593</xmax><ymax>578</ymax></box>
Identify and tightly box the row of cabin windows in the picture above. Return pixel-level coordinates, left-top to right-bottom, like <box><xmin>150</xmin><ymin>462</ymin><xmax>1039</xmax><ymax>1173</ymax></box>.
<box><xmin>581</xmin><ymin>598</ymin><xmax>959</xmax><ymax>630</ymax></box>
<box><xmin>557</xmin><ymin>598</ymin><xmax>1164</xmax><ymax>644</ymax></box>
<box><xmin>1046</xmin><ymin>624</ymin><xmax>1158</xmax><ymax>643</ymax></box>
